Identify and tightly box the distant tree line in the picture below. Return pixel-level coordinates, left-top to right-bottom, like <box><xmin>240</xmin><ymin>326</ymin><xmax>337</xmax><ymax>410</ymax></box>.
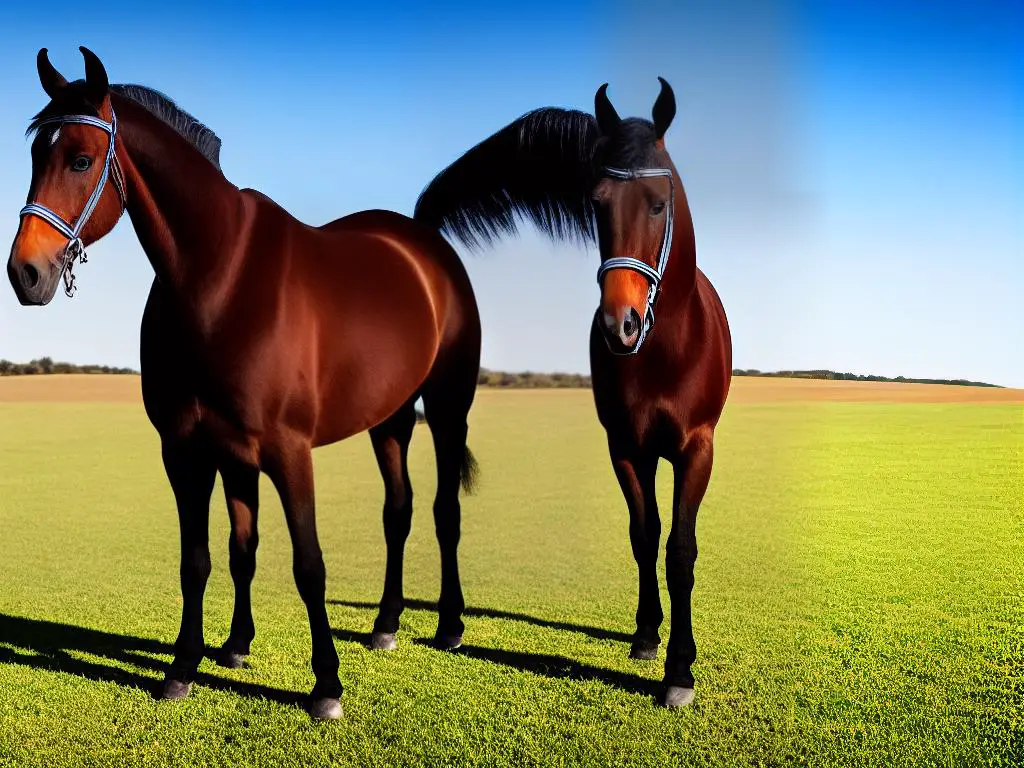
<box><xmin>731</xmin><ymin>369</ymin><xmax>1001</xmax><ymax>388</ymax></box>
<box><xmin>476</xmin><ymin>368</ymin><xmax>591</xmax><ymax>388</ymax></box>
<box><xmin>0</xmin><ymin>358</ymin><xmax>136</xmax><ymax>376</ymax></box>
<box><xmin>0</xmin><ymin>359</ymin><xmax>1000</xmax><ymax>388</ymax></box>
<box><xmin>476</xmin><ymin>368</ymin><xmax>1001</xmax><ymax>389</ymax></box>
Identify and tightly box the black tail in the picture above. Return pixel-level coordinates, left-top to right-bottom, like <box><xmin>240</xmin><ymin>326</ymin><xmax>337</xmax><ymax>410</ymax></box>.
<box><xmin>460</xmin><ymin>445</ymin><xmax>480</xmax><ymax>495</ymax></box>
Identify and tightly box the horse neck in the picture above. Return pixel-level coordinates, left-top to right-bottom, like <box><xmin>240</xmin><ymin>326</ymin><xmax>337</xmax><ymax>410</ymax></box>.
<box><xmin>658</xmin><ymin>167</ymin><xmax>698</xmax><ymax>314</ymax></box>
<box><xmin>112</xmin><ymin>96</ymin><xmax>246</xmax><ymax>327</ymax></box>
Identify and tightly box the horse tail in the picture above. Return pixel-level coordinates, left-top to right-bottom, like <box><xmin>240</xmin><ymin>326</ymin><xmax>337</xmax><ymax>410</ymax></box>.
<box><xmin>460</xmin><ymin>444</ymin><xmax>480</xmax><ymax>495</ymax></box>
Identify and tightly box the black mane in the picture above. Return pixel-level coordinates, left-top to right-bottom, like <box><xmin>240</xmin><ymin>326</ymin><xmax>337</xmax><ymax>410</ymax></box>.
<box><xmin>27</xmin><ymin>82</ymin><xmax>223</xmax><ymax>172</ymax></box>
<box><xmin>111</xmin><ymin>84</ymin><xmax>222</xmax><ymax>170</ymax></box>
<box><xmin>414</xmin><ymin>108</ymin><xmax>602</xmax><ymax>250</ymax></box>
<box><xmin>413</xmin><ymin>107</ymin><xmax>663</xmax><ymax>250</ymax></box>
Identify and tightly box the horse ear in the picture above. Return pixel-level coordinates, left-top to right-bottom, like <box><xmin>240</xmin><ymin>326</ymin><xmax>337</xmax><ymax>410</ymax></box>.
<box><xmin>652</xmin><ymin>77</ymin><xmax>676</xmax><ymax>139</ymax></box>
<box><xmin>79</xmin><ymin>46</ymin><xmax>109</xmax><ymax>105</ymax></box>
<box><xmin>594</xmin><ymin>83</ymin><xmax>621</xmax><ymax>135</ymax></box>
<box><xmin>37</xmin><ymin>49</ymin><xmax>68</xmax><ymax>99</ymax></box>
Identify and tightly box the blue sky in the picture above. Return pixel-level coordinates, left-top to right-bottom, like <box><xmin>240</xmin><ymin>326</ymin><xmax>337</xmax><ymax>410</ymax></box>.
<box><xmin>0</xmin><ymin>0</ymin><xmax>1020</xmax><ymax>385</ymax></box>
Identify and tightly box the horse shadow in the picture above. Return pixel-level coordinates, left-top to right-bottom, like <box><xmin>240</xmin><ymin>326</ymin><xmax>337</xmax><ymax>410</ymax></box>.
<box><xmin>0</xmin><ymin>613</ymin><xmax>302</xmax><ymax>707</ymax></box>
<box><xmin>0</xmin><ymin>605</ymin><xmax>659</xmax><ymax>707</ymax></box>
<box><xmin>328</xmin><ymin>599</ymin><xmax>660</xmax><ymax>700</ymax></box>
<box><xmin>328</xmin><ymin>598</ymin><xmax>633</xmax><ymax>644</ymax></box>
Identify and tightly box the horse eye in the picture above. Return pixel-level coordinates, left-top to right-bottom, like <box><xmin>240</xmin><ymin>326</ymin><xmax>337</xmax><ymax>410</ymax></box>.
<box><xmin>71</xmin><ymin>156</ymin><xmax>92</xmax><ymax>172</ymax></box>
<box><xmin>650</xmin><ymin>202</ymin><xmax>666</xmax><ymax>216</ymax></box>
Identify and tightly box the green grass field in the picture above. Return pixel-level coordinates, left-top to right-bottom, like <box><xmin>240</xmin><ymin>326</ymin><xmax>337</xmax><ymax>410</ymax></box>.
<box><xmin>0</xmin><ymin>388</ymin><xmax>1020</xmax><ymax>767</ymax></box>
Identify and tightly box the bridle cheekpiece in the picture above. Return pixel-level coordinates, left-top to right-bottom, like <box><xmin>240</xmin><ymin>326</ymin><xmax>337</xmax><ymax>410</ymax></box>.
<box><xmin>19</xmin><ymin>108</ymin><xmax>126</xmax><ymax>297</ymax></box>
<box><xmin>595</xmin><ymin>165</ymin><xmax>675</xmax><ymax>355</ymax></box>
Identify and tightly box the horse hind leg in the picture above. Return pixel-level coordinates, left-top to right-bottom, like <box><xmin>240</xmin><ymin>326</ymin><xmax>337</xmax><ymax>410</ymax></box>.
<box><xmin>367</xmin><ymin>399</ymin><xmax>418</xmax><ymax>651</ymax></box>
<box><xmin>421</xmin><ymin>361</ymin><xmax>479</xmax><ymax>650</ymax></box>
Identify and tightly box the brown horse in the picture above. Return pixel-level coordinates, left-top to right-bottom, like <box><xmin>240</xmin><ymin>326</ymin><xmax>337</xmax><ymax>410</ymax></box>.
<box><xmin>7</xmin><ymin>47</ymin><xmax>482</xmax><ymax>719</ymax></box>
<box><xmin>415</xmin><ymin>78</ymin><xmax>732</xmax><ymax>708</ymax></box>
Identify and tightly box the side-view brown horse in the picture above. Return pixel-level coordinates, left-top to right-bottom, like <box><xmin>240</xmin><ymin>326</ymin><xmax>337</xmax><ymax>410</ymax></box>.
<box><xmin>415</xmin><ymin>78</ymin><xmax>732</xmax><ymax>708</ymax></box>
<box><xmin>7</xmin><ymin>47</ymin><xmax>482</xmax><ymax>720</ymax></box>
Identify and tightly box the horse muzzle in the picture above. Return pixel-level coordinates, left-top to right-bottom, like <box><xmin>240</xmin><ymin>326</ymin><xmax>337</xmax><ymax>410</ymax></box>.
<box><xmin>601</xmin><ymin>306</ymin><xmax>643</xmax><ymax>354</ymax></box>
<box><xmin>7</xmin><ymin>252</ymin><xmax>62</xmax><ymax>306</ymax></box>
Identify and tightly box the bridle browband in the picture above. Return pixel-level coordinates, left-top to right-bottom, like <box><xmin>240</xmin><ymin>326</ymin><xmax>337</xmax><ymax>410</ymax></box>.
<box><xmin>19</xmin><ymin>108</ymin><xmax>126</xmax><ymax>297</ymax></box>
<box><xmin>595</xmin><ymin>165</ymin><xmax>675</xmax><ymax>355</ymax></box>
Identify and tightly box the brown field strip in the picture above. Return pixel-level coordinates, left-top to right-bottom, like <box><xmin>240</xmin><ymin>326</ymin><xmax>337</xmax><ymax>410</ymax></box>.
<box><xmin>724</xmin><ymin>377</ymin><xmax>1024</xmax><ymax>404</ymax></box>
<box><xmin>0</xmin><ymin>374</ymin><xmax>142</xmax><ymax>403</ymax></box>
<box><xmin>0</xmin><ymin>373</ymin><xmax>1021</xmax><ymax>405</ymax></box>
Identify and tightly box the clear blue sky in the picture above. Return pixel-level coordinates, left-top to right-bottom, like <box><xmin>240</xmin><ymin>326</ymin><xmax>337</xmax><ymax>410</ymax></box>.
<box><xmin>0</xmin><ymin>0</ymin><xmax>1020</xmax><ymax>385</ymax></box>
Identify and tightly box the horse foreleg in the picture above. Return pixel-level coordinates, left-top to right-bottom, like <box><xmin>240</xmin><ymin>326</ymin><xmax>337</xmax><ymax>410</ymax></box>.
<box><xmin>609</xmin><ymin>440</ymin><xmax>663</xmax><ymax>660</ymax></box>
<box><xmin>265</xmin><ymin>439</ymin><xmax>343</xmax><ymax>720</ymax></box>
<box><xmin>664</xmin><ymin>426</ymin><xmax>715</xmax><ymax>708</ymax></box>
<box><xmin>159</xmin><ymin>437</ymin><xmax>216</xmax><ymax>701</ymax></box>
<box><xmin>218</xmin><ymin>461</ymin><xmax>260</xmax><ymax>668</ymax></box>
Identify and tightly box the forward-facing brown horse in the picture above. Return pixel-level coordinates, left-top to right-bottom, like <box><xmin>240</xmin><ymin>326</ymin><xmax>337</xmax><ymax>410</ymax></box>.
<box><xmin>415</xmin><ymin>78</ymin><xmax>732</xmax><ymax>708</ymax></box>
<box><xmin>7</xmin><ymin>47</ymin><xmax>482</xmax><ymax>719</ymax></box>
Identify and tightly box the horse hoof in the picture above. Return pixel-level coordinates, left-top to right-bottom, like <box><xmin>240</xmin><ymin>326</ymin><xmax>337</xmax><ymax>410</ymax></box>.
<box><xmin>308</xmin><ymin>697</ymin><xmax>343</xmax><ymax>720</ymax></box>
<box><xmin>434</xmin><ymin>634</ymin><xmax>463</xmax><ymax>651</ymax></box>
<box><xmin>370</xmin><ymin>632</ymin><xmax>398</xmax><ymax>651</ymax></box>
<box><xmin>629</xmin><ymin>641</ymin><xmax>659</xmax><ymax>661</ymax></box>
<box><xmin>664</xmin><ymin>686</ymin><xmax>695</xmax><ymax>709</ymax></box>
<box><xmin>217</xmin><ymin>650</ymin><xmax>249</xmax><ymax>669</ymax></box>
<box><xmin>158</xmin><ymin>678</ymin><xmax>193</xmax><ymax>701</ymax></box>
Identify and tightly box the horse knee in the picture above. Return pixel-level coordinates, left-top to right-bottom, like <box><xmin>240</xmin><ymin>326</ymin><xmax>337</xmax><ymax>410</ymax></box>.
<box><xmin>666</xmin><ymin>536</ymin><xmax>697</xmax><ymax>562</ymax></box>
<box><xmin>293</xmin><ymin>554</ymin><xmax>326</xmax><ymax>601</ymax></box>
<box><xmin>229</xmin><ymin>533</ymin><xmax>258</xmax><ymax>585</ymax></box>
<box><xmin>230</xmin><ymin>523</ymin><xmax>259</xmax><ymax>555</ymax></box>
<box><xmin>383</xmin><ymin>498</ymin><xmax>413</xmax><ymax>542</ymax></box>
<box><xmin>385</xmin><ymin>482</ymin><xmax>413</xmax><ymax>513</ymax></box>
<box><xmin>433</xmin><ymin>504</ymin><xmax>461</xmax><ymax>548</ymax></box>
<box><xmin>665</xmin><ymin>541</ymin><xmax>697</xmax><ymax>592</ymax></box>
<box><xmin>181</xmin><ymin>544</ymin><xmax>211</xmax><ymax>584</ymax></box>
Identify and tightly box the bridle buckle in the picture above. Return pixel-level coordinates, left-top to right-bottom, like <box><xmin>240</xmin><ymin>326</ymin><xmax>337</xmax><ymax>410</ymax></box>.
<box><xmin>61</xmin><ymin>238</ymin><xmax>85</xmax><ymax>297</ymax></box>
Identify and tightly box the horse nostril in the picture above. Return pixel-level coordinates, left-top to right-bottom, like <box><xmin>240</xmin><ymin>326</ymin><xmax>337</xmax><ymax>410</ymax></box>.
<box><xmin>22</xmin><ymin>263</ymin><xmax>40</xmax><ymax>289</ymax></box>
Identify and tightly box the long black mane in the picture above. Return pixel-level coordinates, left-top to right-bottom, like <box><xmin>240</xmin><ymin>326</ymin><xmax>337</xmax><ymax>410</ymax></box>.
<box><xmin>414</xmin><ymin>108</ymin><xmax>600</xmax><ymax>249</ymax></box>
<box><xmin>27</xmin><ymin>82</ymin><xmax>223</xmax><ymax>172</ymax></box>
<box><xmin>413</xmin><ymin>107</ymin><xmax>661</xmax><ymax>251</ymax></box>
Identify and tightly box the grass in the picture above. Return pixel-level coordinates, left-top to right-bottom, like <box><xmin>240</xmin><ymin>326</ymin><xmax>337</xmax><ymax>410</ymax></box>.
<box><xmin>0</xmin><ymin>388</ymin><xmax>1020</xmax><ymax>767</ymax></box>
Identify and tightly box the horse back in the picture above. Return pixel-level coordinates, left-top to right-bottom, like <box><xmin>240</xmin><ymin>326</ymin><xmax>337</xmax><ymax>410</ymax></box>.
<box><xmin>319</xmin><ymin>209</ymin><xmax>480</xmax><ymax>344</ymax></box>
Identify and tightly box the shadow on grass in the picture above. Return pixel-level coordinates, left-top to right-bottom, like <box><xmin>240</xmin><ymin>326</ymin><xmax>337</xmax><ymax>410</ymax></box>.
<box><xmin>411</xmin><ymin>638</ymin><xmax>661</xmax><ymax>700</ymax></box>
<box><xmin>327</xmin><ymin>601</ymin><xmax>658</xmax><ymax>701</ymax></box>
<box><xmin>327</xmin><ymin>598</ymin><xmax>633</xmax><ymax>644</ymax></box>
<box><xmin>0</xmin><ymin>613</ymin><xmax>304</xmax><ymax>707</ymax></box>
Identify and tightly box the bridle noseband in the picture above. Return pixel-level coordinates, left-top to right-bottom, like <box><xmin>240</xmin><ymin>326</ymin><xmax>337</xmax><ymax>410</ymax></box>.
<box><xmin>595</xmin><ymin>165</ymin><xmax>675</xmax><ymax>355</ymax></box>
<box><xmin>19</xmin><ymin>109</ymin><xmax>126</xmax><ymax>297</ymax></box>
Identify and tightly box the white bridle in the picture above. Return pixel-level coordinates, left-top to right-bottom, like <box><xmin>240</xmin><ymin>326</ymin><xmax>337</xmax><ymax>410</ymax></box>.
<box><xmin>19</xmin><ymin>109</ymin><xmax>126</xmax><ymax>297</ymax></box>
<box><xmin>595</xmin><ymin>165</ymin><xmax>675</xmax><ymax>355</ymax></box>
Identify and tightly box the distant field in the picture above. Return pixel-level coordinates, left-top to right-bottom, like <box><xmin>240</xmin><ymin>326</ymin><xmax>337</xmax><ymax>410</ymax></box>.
<box><xmin>1</xmin><ymin>373</ymin><xmax>1021</xmax><ymax>404</ymax></box>
<box><xmin>0</xmin><ymin>381</ymin><xmax>1020</xmax><ymax>766</ymax></box>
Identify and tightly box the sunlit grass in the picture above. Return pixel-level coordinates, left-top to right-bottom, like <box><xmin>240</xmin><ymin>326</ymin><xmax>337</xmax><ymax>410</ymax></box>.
<box><xmin>0</xmin><ymin>391</ymin><xmax>1019</xmax><ymax>766</ymax></box>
